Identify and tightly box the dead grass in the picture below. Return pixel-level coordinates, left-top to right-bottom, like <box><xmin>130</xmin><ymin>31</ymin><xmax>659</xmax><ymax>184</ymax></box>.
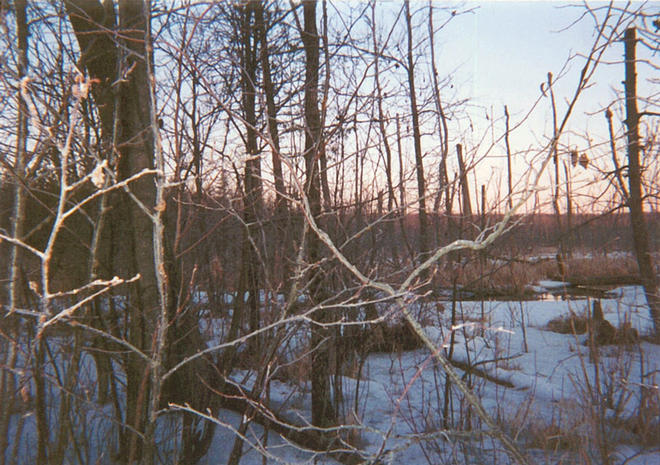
<box><xmin>433</xmin><ymin>251</ymin><xmax>639</xmax><ymax>298</ymax></box>
<box><xmin>437</xmin><ymin>259</ymin><xmax>545</xmax><ymax>297</ymax></box>
<box><xmin>623</xmin><ymin>377</ymin><xmax>660</xmax><ymax>447</ymax></box>
<box><xmin>517</xmin><ymin>404</ymin><xmax>588</xmax><ymax>454</ymax></box>
<box><xmin>546</xmin><ymin>312</ymin><xmax>589</xmax><ymax>335</ymax></box>
<box><xmin>541</xmin><ymin>254</ymin><xmax>640</xmax><ymax>282</ymax></box>
<box><xmin>524</xmin><ymin>421</ymin><xmax>585</xmax><ymax>453</ymax></box>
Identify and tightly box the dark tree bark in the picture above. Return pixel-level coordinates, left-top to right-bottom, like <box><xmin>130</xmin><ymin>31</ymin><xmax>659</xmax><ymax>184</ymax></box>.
<box><xmin>255</xmin><ymin>1</ymin><xmax>286</xmax><ymax>214</ymax></box>
<box><xmin>255</xmin><ymin>1</ymin><xmax>294</xmax><ymax>292</ymax></box>
<box><xmin>64</xmin><ymin>1</ymin><xmax>159</xmax><ymax>460</ymax></box>
<box><xmin>318</xmin><ymin>0</ymin><xmax>332</xmax><ymax>211</ymax></box>
<box><xmin>237</xmin><ymin>0</ymin><xmax>263</xmax><ymax>353</ymax></box>
<box><xmin>504</xmin><ymin>105</ymin><xmax>513</xmax><ymax>210</ymax></box>
<box><xmin>395</xmin><ymin>114</ymin><xmax>415</xmax><ymax>260</ymax></box>
<box><xmin>546</xmin><ymin>72</ymin><xmax>568</xmax><ymax>259</ymax></box>
<box><xmin>623</xmin><ymin>28</ymin><xmax>660</xmax><ymax>339</ymax></box>
<box><xmin>301</xmin><ymin>0</ymin><xmax>335</xmax><ymax>429</ymax></box>
<box><xmin>456</xmin><ymin>144</ymin><xmax>472</xmax><ymax>218</ymax></box>
<box><xmin>0</xmin><ymin>2</ymin><xmax>29</xmax><ymax>461</ymax></box>
<box><xmin>64</xmin><ymin>0</ymin><xmax>118</xmax><ymax>143</ymax></box>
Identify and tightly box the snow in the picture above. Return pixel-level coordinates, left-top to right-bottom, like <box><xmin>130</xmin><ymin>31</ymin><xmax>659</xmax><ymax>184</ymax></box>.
<box><xmin>196</xmin><ymin>285</ymin><xmax>660</xmax><ymax>464</ymax></box>
<box><xmin>537</xmin><ymin>280</ymin><xmax>572</xmax><ymax>290</ymax></box>
<box><xmin>5</xmin><ymin>286</ymin><xmax>658</xmax><ymax>464</ymax></box>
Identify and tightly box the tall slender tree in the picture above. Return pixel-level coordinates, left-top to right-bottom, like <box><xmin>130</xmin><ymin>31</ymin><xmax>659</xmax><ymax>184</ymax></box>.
<box><xmin>236</xmin><ymin>0</ymin><xmax>263</xmax><ymax>352</ymax></box>
<box><xmin>623</xmin><ymin>27</ymin><xmax>660</xmax><ymax>339</ymax></box>
<box><xmin>0</xmin><ymin>2</ymin><xmax>30</xmax><ymax>463</ymax></box>
<box><xmin>256</xmin><ymin>1</ymin><xmax>286</xmax><ymax>214</ymax></box>
<box><xmin>301</xmin><ymin>0</ymin><xmax>336</xmax><ymax>429</ymax></box>
<box><xmin>404</xmin><ymin>0</ymin><xmax>429</xmax><ymax>267</ymax></box>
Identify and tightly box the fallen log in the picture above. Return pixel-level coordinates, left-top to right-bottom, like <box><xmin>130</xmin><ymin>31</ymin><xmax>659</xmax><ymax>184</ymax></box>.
<box><xmin>449</xmin><ymin>358</ymin><xmax>516</xmax><ymax>389</ymax></box>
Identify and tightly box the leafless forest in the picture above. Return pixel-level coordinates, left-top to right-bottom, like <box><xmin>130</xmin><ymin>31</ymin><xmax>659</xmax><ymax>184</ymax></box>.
<box><xmin>0</xmin><ymin>1</ymin><xmax>658</xmax><ymax>464</ymax></box>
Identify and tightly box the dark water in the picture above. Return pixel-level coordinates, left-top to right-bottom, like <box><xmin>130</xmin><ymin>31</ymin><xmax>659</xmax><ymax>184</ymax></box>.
<box><xmin>436</xmin><ymin>284</ymin><xmax>619</xmax><ymax>302</ymax></box>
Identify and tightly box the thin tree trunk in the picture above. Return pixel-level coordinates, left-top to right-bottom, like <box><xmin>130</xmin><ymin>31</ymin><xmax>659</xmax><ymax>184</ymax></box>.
<box><xmin>624</xmin><ymin>28</ymin><xmax>660</xmax><ymax>339</ymax></box>
<box><xmin>319</xmin><ymin>0</ymin><xmax>332</xmax><ymax>211</ymax></box>
<box><xmin>33</xmin><ymin>337</ymin><xmax>48</xmax><ymax>464</ymax></box>
<box><xmin>239</xmin><ymin>1</ymin><xmax>263</xmax><ymax>353</ymax></box>
<box><xmin>256</xmin><ymin>4</ymin><xmax>291</xmax><ymax>290</ymax></box>
<box><xmin>404</xmin><ymin>0</ymin><xmax>429</xmax><ymax>266</ymax></box>
<box><xmin>456</xmin><ymin>144</ymin><xmax>472</xmax><ymax>218</ymax></box>
<box><xmin>605</xmin><ymin>107</ymin><xmax>629</xmax><ymax>199</ymax></box>
<box><xmin>395</xmin><ymin>114</ymin><xmax>415</xmax><ymax>261</ymax></box>
<box><xmin>0</xmin><ymin>1</ymin><xmax>29</xmax><ymax>461</ymax></box>
<box><xmin>504</xmin><ymin>105</ymin><xmax>513</xmax><ymax>210</ymax></box>
<box><xmin>51</xmin><ymin>331</ymin><xmax>83</xmax><ymax>465</ymax></box>
<box><xmin>355</xmin><ymin>103</ymin><xmax>366</xmax><ymax>224</ymax></box>
<box><xmin>371</xmin><ymin>3</ymin><xmax>399</xmax><ymax>263</ymax></box>
<box><xmin>564</xmin><ymin>162</ymin><xmax>573</xmax><ymax>256</ymax></box>
<box><xmin>428</xmin><ymin>1</ymin><xmax>450</xmax><ymax>221</ymax></box>
<box><xmin>256</xmin><ymin>1</ymin><xmax>286</xmax><ymax>214</ymax></box>
<box><xmin>547</xmin><ymin>72</ymin><xmax>565</xmax><ymax>260</ymax></box>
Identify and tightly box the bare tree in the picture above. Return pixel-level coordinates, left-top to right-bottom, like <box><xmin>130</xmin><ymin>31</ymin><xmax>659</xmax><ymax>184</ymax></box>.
<box><xmin>0</xmin><ymin>3</ymin><xmax>653</xmax><ymax>465</ymax></box>
<box><xmin>300</xmin><ymin>0</ymin><xmax>336</xmax><ymax>429</ymax></box>
<box><xmin>623</xmin><ymin>27</ymin><xmax>660</xmax><ymax>339</ymax></box>
<box><xmin>404</xmin><ymin>0</ymin><xmax>430</xmax><ymax>267</ymax></box>
<box><xmin>0</xmin><ymin>1</ymin><xmax>29</xmax><ymax>462</ymax></box>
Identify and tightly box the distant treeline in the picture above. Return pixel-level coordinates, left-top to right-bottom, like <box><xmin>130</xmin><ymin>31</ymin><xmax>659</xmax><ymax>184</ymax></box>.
<box><xmin>1</xmin><ymin>176</ymin><xmax>656</xmax><ymax>297</ymax></box>
<box><xmin>503</xmin><ymin>212</ymin><xmax>659</xmax><ymax>253</ymax></box>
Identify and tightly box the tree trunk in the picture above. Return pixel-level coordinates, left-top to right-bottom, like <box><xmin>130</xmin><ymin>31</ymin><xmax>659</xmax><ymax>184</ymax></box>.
<box><xmin>0</xmin><ymin>2</ymin><xmax>29</xmax><ymax>461</ymax></box>
<box><xmin>428</xmin><ymin>1</ymin><xmax>451</xmax><ymax>222</ymax></box>
<box><xmin>255</xmin><ymin>2</ymin><xmax>286</xmax><ymax>214</ymax></box>
<box><xmin>371</xmin><ymin>3</ymin><xmax>399</xmax><ymax>264</ymax></box>
<box><xmin>547</xmin><ymin>72</ymin><xmax>567</xmax><ymax>261</ymax></box>
<box><xmin>319</xmin><ymin>0</ymin><xmax>332</xmax><ymax>211</ymax></box>
<box><xmin>404</xmin><ymin>0</ymin><xmax>429</xmax><ymax>266</ymax></box>
<box><xmin>65</xmin><ymin>1</ymin><xmax>159</xmax><ymax>460</ymax></box>
<box><xmin>301</xmin><ymin>0</ymin><xmax>335</xmax><ymax>429</ymax></box>
<box><xmin>239</xmin><ymin>1</ymin><xmax>263</xmax><ymax>353</ymax></box>
<box><xmin>395</xmin><ymin>114</ymin><xmax>415</xmax><ymax>261</ymax></box>
<box><xmin>624</xmin><ymin>27</ymin><xmax>660</xmax><ymax>339</ymax></box>
<box><xmin>504</xmin><ymin>105</ymin><xmax>513</xmax><ymax>210</ymax></box>
<box><xmin>456</xmin><ymin>144</ymin><xmax>472</xmax><ymax>218</ymax></box>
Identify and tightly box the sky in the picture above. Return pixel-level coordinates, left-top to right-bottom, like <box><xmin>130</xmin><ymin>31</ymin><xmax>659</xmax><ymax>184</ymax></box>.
<box><xmin>426</xmin><ymin>1</ymin><xmax>659</xmax><ymax>212</ymax></box>
<box><xmin>442</xmin><ymin>1</ymin><xmax>655</xmax><ymax>125</ymax></box>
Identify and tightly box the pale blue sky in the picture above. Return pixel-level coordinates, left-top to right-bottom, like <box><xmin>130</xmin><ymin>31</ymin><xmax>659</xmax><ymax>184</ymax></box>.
<box><xmin>426</xmin><ymin>1</ymin><xmax>658</xmax><ymax>211</ymax></box>
<box><xmin>440</xmin><ymin>1</ymin><xmax>635</xmax><ymax>138</ymax></box>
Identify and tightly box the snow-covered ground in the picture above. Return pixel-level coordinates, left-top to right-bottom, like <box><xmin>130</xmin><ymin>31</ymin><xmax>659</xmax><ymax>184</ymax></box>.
<box><xmin>4</xmin><ymin>283</ymin><xmax>658</xmax><ymax>464</ymax></box>
<box><xmin>199</xmin><ymin>283</ymin><xmax>660</xmax><ymax>465</ymax></box>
